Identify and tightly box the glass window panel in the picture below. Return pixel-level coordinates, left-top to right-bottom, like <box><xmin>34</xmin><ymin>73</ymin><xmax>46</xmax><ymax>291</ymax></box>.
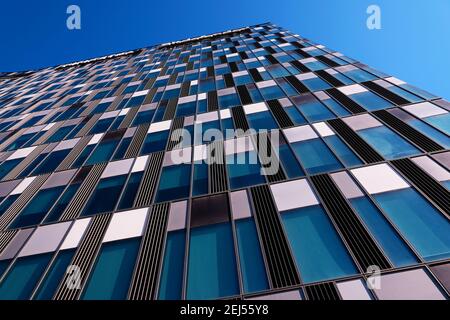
<box><xmin>226</xmin><ymin>151</ymin><xmax>265</xmax><ymax>189</ymax></box>
<box><xmin>140</xmin><ymin>130</ymin><xmax>169</xmax><ymax>155</ymax></box>
<box><xmin>425</xmin><ymin>113</ymin><xmax>450</xmax><ymax>135</ymax></box>
<box><xmin>349</xmin><ymin>91</ymin><xmax>393</xmax><ymax>111</ymax></box>
<box><xmin>156</xmin><ymin>164</ymin><xmax>191</xmax><ymax>202</ymax></box>
<box><xmin>324</xmin><ymin>135</ymin><xmax>362</xmax><ymax>167</ymax></box>
<box><xmin>117</xmin><ymin>172</ymin><xmax>143</xmax><ymax>210</ymax></box>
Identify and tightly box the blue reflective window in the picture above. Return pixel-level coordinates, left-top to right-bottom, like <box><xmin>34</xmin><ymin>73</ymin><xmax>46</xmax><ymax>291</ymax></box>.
<box><xmin>10</xmin><ymin>186</ymin><xmax>65</xmax><ymax>229</ymax></box>
<box><xmin>158</xmin><ymin>230</ymin><xmax>186</xmax><ymax>300</ymax></box>
<box><xmin>32</xmin><ymin>150</ymin><xmax>71</xmax><ymax>175</ymax></box>
<box><xmin>408</xmin><ymin>119</ymin><xmax>450</xmax><ymax>149</ymax></box>
<box><xmin>34</xmin><ymin>249</ymin><xmax>76</xmax><ymax>300</ymax></box>
<box><xmin>0</xmin><ymin>260</ymin><xmax>11</xmax><ymax>279</ymax></box>
<box><xmin>84</xmin><ymin>139</ymin><xmax>120</xmax><ymax>166</ymax></box>
<box><xmin>0</xmin><ymin>159</ymin><xmax>22</xmax><ymax>180</ymax></box>
<box><xmin>90</xmin><ymin>118</ymin><xmax>113</xmax><ymax>134</ymax></box>
<box><xmin>0</xmin><ymin>253</ymin><xmax>53</xmax><ymax>300</ymax></box>
<box><xmin>187</xmin><ymin>222</ymin><xmax>239</xmax><ymax>299</ymax></box>
<box><xmin>194</xmin><ymin>120</ymin><xmax>220</xmax><ymax>145</ymax></box>
<box><xmin>192</xmin><ymin>162</ymin><xmax>208</xmax><ymax>196</ymax></box>
<box><xmin>373</xmin><ymin>188</ymin><xmax>450</xmax><ymax>261</ymax></box>
<box><xmin>140</xmin><ymin>130</ymin><xmax>169</xmax><ymax>155</ymax></box>
<box><xmin>132</xmin><ymin>110</ymin><xmax>155</xmax><ymax>126</ymax></box>
<box><xmin>425</xmin><ymin>113</ymin><xmax>450</xmax><ymax>135</ymax></box>
<box><xmin>0</xmin><ymin>195</ymin><xmax>19</xmax><ymax>217</ymax></box>
<box><xmin>342</xmin><ymin>69</ymin><xmax>376</xmax><ymax>82</ymax></box>
<box><xmin>322</xmin><ymin>98</ymin><xmax>350</xmax><ymax>116</ymax></box>
<box><xmin>285</xmin><ymin>106</ymin><xmax>307</xmax><ymax>125</ymax></box>
<box><xmin>259</xmin><ymin>85</ymin><xmax>285</xmax><ymax>100</ymax></box>
<box><xmin>226</xmin><ymin>151</ymin><xmax>265</xmax><ymax>189</ymax></box>
<box><xmin>349</xmin><ymin>91</ymin><xmax>393</xmax><ymax>111</ymax></box>
<box><xmin>324</xmin><ymin>135</ymin><xmax>362</xmax><ymax>167</ymax></box>
<box><xmin>176</xmin><ymin>101</ymin><xmax>196</xmax><ymax>117</ymax></box>
<box><xmin>291</xmin><ymin>138</ymin><xmax>343</xmax><ymax>174</ymax></box>
<box><xmin>112</xmin><ymin>137</ymin><xmax>132</xmax><ymax>160</ymax></box>
<box><xmin>350</xmin><ymin>196</ymin><xmax>418</xmax><ymax>267</ymax></box>
<box><xmin>302</xmin><ymin>77</ymin><xmax>331</xmax><ymax>91</ymax></box>
<box><xmin>295</xmin><ymin>97</ymin><xmax>335</xmax><ymax>122</ymax></box>
<box><xmin>387</xmin><ymin>86</ymin><xmax>423</xmax><ymax>103</ymax></box>
<box><xmin>156</xmin><ymin>164</ymin><xmax>191</xmax><ymax>202</ymax></box>
<box><xmin>247</xmin><ymin>111</ymin><xmax>279</xmax><ymax>131</ymax></box>
<box><xmin>399</xmin><ymin>84</ymin><xmax>438</xmax><ymax>100</ymax></box>
<box><xmin>71</xmin><ymin>145</ymin><xmax>95</xmax><ymax>168</ymax></box>
<box><xmin>218</xmin><ymin>94</ymin><xmax>240</xmax><ymax>109</ymax></box>
<box><xmin>235</xmin><ymin>218</ymin><xmax>269</xmax><ymax>293</ymax></box>
<box><xmin>5</xmin><ymin>133</ymin><xmax>35</xmax><ymax>151</ymax></box>
<box><xmin>281</xmin><ymin>205</ymin><xmax>358</xmax><ymax>283</ymax></box>
<box><xmin>117</xmin><ymin>172</ymin><xmax>143</xmax><ymax>210</ymax></box>
<box><xmin>81</xmin><ymin>175</ymin><xmax>127</xmax><ymax>216</ymax></box>
<box><xmin>358</xmin><ymin>126</ymin><xmax>420</xmax><ymax>159</ymax></box>
<box><xmin>46</xmin><ymin>125</ymin><xmax>75</xmax><ymax>143</ymax></box>
<box><xmin>44</xmin><ymin>183</ymin><xmax>81</xmax><ymax>223</ymax></box>
<box><xmin>82</xmin><ymin>238</ymin><xmax>140</xmax><ymax>300</ymax></box>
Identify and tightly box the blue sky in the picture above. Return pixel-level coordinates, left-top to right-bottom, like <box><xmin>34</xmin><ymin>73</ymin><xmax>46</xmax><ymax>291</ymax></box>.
<box><xmin>0</xmin><ymin>0</ymin><xmax>448</xmax><ymax>98</ymax></box>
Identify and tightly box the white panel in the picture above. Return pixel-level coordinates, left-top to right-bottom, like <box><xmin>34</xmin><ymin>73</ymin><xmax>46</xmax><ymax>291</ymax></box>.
<box><xmin>148</xmin><ymin>120</ymin><xmax>172</xmax><ymax>133</ymax></box>
<box><xmin>220</xmin><ymin>109</ymin><xmax>231</xmax><ymax>119</ymax></box>
<box><xmin>312</xmin><ymin>122</ymin><xmax>335</xmax><ymax>137</ymax></box>
<box><xmin>243</xmin><ymin>102</ymin><xmax>268</xmax><ymax>115</ymax></box>
<box><xmin>386</xmin><ymin>77</ymin><xmax>406</xmax><ymax>86</ymax></box>
<box><xmin>338</xmin><ymin>84</ymin><xmax>368</xmax><ymax>96</ymax></box>
<box><xmin>351</xmin><ymin>164</ymin><xmax>410</xmax><ymax>194</ymax></box>
<box><xmin>331</xmin><ymin>171</ymin><xmax>364</xmax><ymax>199</ymax></box>
<box><xmin>411</xmin><ymin>156</ymin><xmax>450</xmax><ymax>182</ymax></box>
<box><xmin>101</xmin><ymin>158</ymin><xmax>134</xmax><ymax>178</ymax></box>
<box><xmin>230</xmin><ymin>190</ymin><xmax>252</xmax><ymax>220</ymax></box>
<box><xmin>131</xmin><ymin>156</ymin><xmax>148</xmax><ymax>173</ymax></box>
<box><xmin>337</xmin><ymin>279</ymin><xmax>372</xmax><ymax>300</ymax></box>
<box><xmin>59</xmin><ymin>218</ymin><xmax>91</xmax><ymax>250</ymax></box>
<box><xmin>295</xmin><ymin>72</ymin><xmax>317</xmax><ymax>81</ymax></box>
<box><xmin>224</xmin><ymin>136</ymin><xmax>255</xmax><ymax>155</ymax></box>
<box><xmin>10</xmin><ymin>177</ymin><xmax>36</xmax><ymax>195</ymax></box>
<box><xmin>88</xmin><ymin>133</ymin><xmax>104</xmax><ymax>145</ymax></box>
<box><xmin>343</xmin><ymin>114</ymin><xmax>383</xmax><ymax>131</ymax></box>
<box><xmin>7</xmin><ymin>146</ymin><xmax>36</xmax><ymax>160</ymax></box>
<box><xmin>163</xmin><ymin>147</ymin><xmax>192</xmax><ymax>166</ymax></box>
<box><xmin>283</xmin><ymin>125</ymin><xmax>318</xmax><ymax>143</ymax></box>
<box><xmin>193</xmin><ymin>144</ymin><xmax>208</xmax><ymax>161</ymax></box>
<box><xmin>402</xmin><ymin>102</ymin><xmax>447</xmax><ymax>119</ymax></box>
<box><xmin>270</xmin><ymin>179</ymin><xmax>319</xmax><ymax>212</ymax></box>
<box><xmin>103</xmin><ymin>208</ymin><xmax>149</xmax><ymax>243</ymax></box>
<box><xmin>196</xmin><ymin>111</ymin><xmax>218</xmax><ymax>123</ymax></box>
<box><xmin>167</xmin><ymin>201</ymin><xmax>187</xmax><ymax>231</ymax></box>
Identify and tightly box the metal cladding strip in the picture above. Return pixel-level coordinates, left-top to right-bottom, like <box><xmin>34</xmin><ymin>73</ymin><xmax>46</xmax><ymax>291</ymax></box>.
<box><xmin>362</xmin><ymin>81</ymin><xmax>410</xmax><ymax>105</ymax></box>
<box><xmin>163</xmin><ymin>98</ymin><xmax>178</xmax><ymax>121</ymax></box>
<box><xmin>373</xmin><ymin>110</ymin><xmax>444</xmax><ymax>153</ymax></box>
<box><xmin>391</xmin><ymin>158</ymin><xmax>450</xmax><ymax>216</ymax></box>
<box><xmin>305</xmin><ymin>282</ymin><xmax>341</xmax><ymax>301</ymax></box>
<box><xmin>55</xmin><ymin>136</ymin><xmax>92</xmax><ymax>171</ymax></box>
<box><xmin>207</xmin><ymin>91</ymin><xmax>218</xmax><ymax>112</ymax></box>
<box><xmin>0</xmin><ymin>230</ymin><xmax>18</xmax><ymax>253</ymax></box>
<box><xmin>315</xmin><ymin>70</ymin><xmax>345</xmax><ymax>87</ymax></box>
<box><xmin>53</xmin><ymin>213</ymin><xmax>112</xmax><ymax>300</ymax></box>
<box><xmin>0</xmin><ymin>174</ymin><xmax>50</xmax><ymax>231</ymax></box>
<box><xmin>166</xmin><ymin>117</ymin><xmax>185</xmax><ymax>151</ymax></box>
<box><xmin>74</xmin><ymin>113</ymin><xmax>102</xmax><ymax>138</ymax></box>
<box><xmin>143</xmin><ymin>87</ymin><xmax>157</xmax><ymax>104</ymax></box>
<box><xmin>316</xmin><ymin>55</ymin><xmax>340</xmax><ymax>68</ymax></box>
<box><xmin>250</xmin><ymin>184</ymin><xmax>301</xmax><ymax>288</ymax></box>
<box><xmin>208</xmin><ymin>141</ymin><xmax>228</xmax><ymax>194</ymax></box>
<box><xmin>0</xmin><ymin>128</ymin><xmax>26</xmax><ymax>152</ymax></box>
<box><xmin>327</xmin><ymin>118</ymin><xmax>384</xmax><ymax>163</ymax></box>
<box><xmin>124</xmin><ymin>123</ymin><xmax>150</xmax><ymax>158</ymax></box>
<box><xmin>266</xmin><ymin>99</ymin><xmax>294</xmax><ymax>128</ymax></box>
<box><xmin>310</xmin><ymin>174</ymin><xmax>391</xmax><ymax>271</ymax></box>
<box><xmin>133</xmin><ymin>151</ymin><xmax>164</xmax><ymax>208</ymax></box>
<box><xmin>59</xmin><ymin>163</ymin><xmax>106</xmax><ymax>221</ymax></box>
<box><xmin>284</xmin><ymin>75</ymin><xmax>309</xmax><ymax>94</ymax></box>
<box><xmin>128</xmin><ymin>203</ymin><xmax>170</xmax><ymax>300</ymax></box>
<box><xmin>255</xmin><ymin>132</ymin><xmax>285</xmax><ymax>183</ymax></box>
<box><xmin>118</xmin><ymin>106</ymin><xmax>139</xmax><ymax>129</ymax></box>
<box><xmin>236</xmin><ymin>85</ymin><xmax>253</xmax><ymax>105</ymax></box>
<box><xmin>325</xmin><ymin>88</ymin><xmax>366</xmax><ymax>114</ymax></box>
<box><xmin>3</xmin><ymin>145</ymin><xmax>47</xmax><ymax>181</ymax></box>
<box><xmin>231</xmin><ymin>105</ymin><xmax>250</xmax><ymax>133</ymax></box>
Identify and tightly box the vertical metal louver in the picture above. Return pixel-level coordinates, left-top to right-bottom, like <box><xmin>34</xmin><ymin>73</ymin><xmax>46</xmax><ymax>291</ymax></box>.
<box><xmin>223</xmin><ymin>74</ymin><xmax>235</xmax><ymax>88</ymax></box>
<box><xmin>326</xmin><ymin>88</ymin><xmax>366</xmax><ymax>114</ymax></box>
<box><xmin>373</xmin><ymin>110</ymin><xmax>444</xmax><ymax>152</ymax></box>
<box><xmin>124</xmin><ymin>123</ymin><xmax>150</xmax><ymax>158</ymax></box>
<box><xmin>316</xmin><ymin>55</ymin><xmax>340</xmax><ymax>68</ymax></box>
<box><xmin>391</xmin><ymin>158</ymin><xmax>450</xmax><ymax>216</ymax></box>
<box><xmin>284</xmin><ymin>75</ymin><xmax>309</xmax><ymax>94</ymax></box>
<box><xmin>315</xmin><ymin>70</ymin><xmax>345</xmax><ymax>87</ymax></box>
<box><xmin>162</xmin><ymin>98</ymin><xmax>178</xmax><ymax>120</ymax></box>
<box><xmin>266</xmin><ymin>99</ymin><xmax>294</xmax><ymax>128</ymax></box>
<box><xmin>118</xmin><ymin>106</ymin><xmax>139</xmax><ymax>129</ymax></box>
<box><xmin>305</xmin><ymin>282</ymin><xmax>340</xmax><ymax>300</ymax></box>
<box><xmin>166</xmin><ymin>117</ymin><xmax>185</xmax><ymax>151</ymax></box>
<box><xmin>208</xmin><ymin>141</ymin><xmax>228</xmax><ymax>194</ymax></box>
<box><xmin>231</xmin><ymin>105</ymin><xmax>250</xmax><ymax>133</ymax></box>
<box><xmin>74</xmin><ymin>113</ymin><xmax>102</xmax><ymax>138</ymax></box>
<box><xmin>255</xmin><ymin>132</ymin><xmax>285</xmax><ymax>183</ymax></box>
<box><xmin>0</xmin><ymin>230</ymin><xmax>18</xmax><ymax>254</ymax></box>
<box><xmin>237</xmin><ymin>85</ymin><xmax>253</xmax><ymax>105</ymax></box>
<box><xmin>362</xmin><ymin>81</ymin><xmax>410</xmax><ymax>105</ymax></box>
<box><xmin>53</xmin><ymin>213</ymin><xmax>112</xmax><ymax>300</ymax></box>
<box><xmin>328</xmin><ymin>119</ymin><xmax>384</xmax><ymax>163</ymax></box>
<box><xmin>290</xmin><ymin>60</ymin><xmax>309</xmax><ymax>72</ymax></box>
<box><xmin>250</xmin><ymin>185</ymin><xmax>300</xmax><ymax>288</ymax></box>
<box><xmin>180</xmin><ymin>82</ymin><xmax>190</xmax><ymax>97</ymax></box>
<box><xmin>55</xmin><ymin>136</ymin><xmax>91</xmax><ymax>171</ymax></box>
<box><xmin>310</xmin><ymin>174</ymin><xmax>391</xmax><ymax>271</ymax></box>
<box><xmin>248</xmin><ymin>68</ymin><xmax>263</xmax><ymax>82</ymax></box>
<box><xmin>207</xmin><ymin>91</ymin><xmax>218</xmax><ymax>111</ymax></box>
<box><xmin>133</xmin><ymin>151</ymin><xmax>164</xmax><ymax>207</ymax></box>
<box><xmin>128</xmin><ymin>203</ymin><xmax>170</xmax><ymax>300</ymax></box>
<box><xmin>0</xmin><ymin>174</ymin><xmax>50</xmax><ymax>231</ymax></box>
<box><xmin>59</xmin><ymin>163</ymin><xmax>106</xmax><ymax>221</ymax></box>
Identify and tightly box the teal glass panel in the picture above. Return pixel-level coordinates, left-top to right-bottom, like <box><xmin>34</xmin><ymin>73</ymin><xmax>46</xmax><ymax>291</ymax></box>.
<box><xmin>140</xmin><ymin>130</ymin><xmax>169</xmax><ymax>155</ymax></box>
<box><xmin>322</xmin><ymin>98</ymin><xmax>350</xmax><ymax>116</ymax></box>
<box><xmin>279</xmin><ymin>143</ymin><xmax>304</xmax><ymax>178</ymax></box>
<box><xmin>350</xmin><ymin>197</ymin><xmax>418</xmax><ymax>267</ymax></box>
<box><xmin>226</xmin><ymin>151</ymin><xmax>265</xmax><ymax>189</ymax></box>
<box><xmin>44</xmin><ymin>183</ymin><xmax>81</xmax><ymax>223</ymax></box>
<box><xmin>281</xmin><ymin>205</ymin><xmax>358</xmax><ymax>283</ymax></box>
<box><xmin>117</xmin><ymin>172</ymin><xmax>143</xmax><ymax>210</ymax></box>
<box><xmin>0</xmin><ymin>195</ymin><xmax>19</xmax><ymax>217</ymax></box>
<box><xmin>71</xmin><ymin>144</ymin><xmax>95</xmax><ymax>168</ymax></box>
<box><xmin>82</xmin><ymin>238</ymin><xmax>140</xmax><ymax>300</ymax></box>
<box><xmin>34</xmin><ymin>249</ymin><xmax>76</xmax><ymax>300</ymax></box>
<box><xmin>158</xmin><ymin>230</ymin><xmax>186</xmax><ymax>300</ymax></box>
<box><xmin>408</xmin><ymin>119</ymin><xmax>450</xmax><ymax>148</ymax></box>
<box><xmin>291</xmin><ymin>138</ymin><xmax>343</xmax><ymax>174</ymax></box>
<box><xmin>358</xmin><ymin>126</ymin><xmax>420</xmax><ymax>159</ymax></box>
<box><xmin>247</xmin><ymin>111</ymin><xmax>278</xmax><ymax>131</ymax></box>
<box><xmin>0</xmin><ymin>159</ymin><xmax>21</xmax><ymax>180</ymax></box>
<box><xmin>10</xmin><ymin>186</ymin><xmax>65</xmax><ymax>229</ymax></box>
<box><xmin>192</xmin><ymin>162</ymin><xmax>208</xmax><ymax>196</ymax></box>
<box><xmin>373</xmin><ymin>188</ymin><xmax>450</xmax><ymax>261</ymax></box>
<box><xmin>187</xmin><ymin>222</ymin><xmax>239</xmax><ymax>299</ymax></box>
<box><xmin>324</xmin><ymin>135</ymin><xmax>362</xmax><ymax>167</ymax></box>
<box><xmin>302</xmin><ymin>77</ymin><xmax>331</xmax><ymax>91</ymax></box>
<box><xmin>0</xmin><ymin>260</ymin><xmax>11</xmax><ymax>278</ymax></box>
<box><xmin>84</xmin><ymin>139</ymin><xmax>119</xmax><ymax>166</ymax></box>
<box><xmin>235</xmin><ymin>218</ymin><xmax>269</xmax><ymax>293</ymax></box>
<box><xmin>425</xmin><ymin>113</ymin><xmax>450</xmax><ymax>135</ymax></box>
<box><xmin>0</xmin><ymin>253</ymin><xmax>53</xmax><ymax>300</ymax></box>
<box><xmin>32</xmin><ymin>149</ymin><xmax>71</xmax><ymax>175</ymax></box>
<box><xmin>349</xmin><ymin>91</ymin><xmax>393</xmax><ymax>111</ymax></box>
<box><xmin>296</xmin><ymin>99</ymin><xmax>334</xmax><ymax>122</ymax></box>
<box><xmin>156</xmin><ymin>164</ymin><xmax>191</xmax><ymax>202</ymax></box>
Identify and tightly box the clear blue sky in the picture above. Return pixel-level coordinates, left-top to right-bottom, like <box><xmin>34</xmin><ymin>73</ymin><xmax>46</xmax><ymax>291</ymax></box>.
<box><xmin>0</xmin><ymin>0</ymin><xmax>448</xmax><ymax>99</ymax></box>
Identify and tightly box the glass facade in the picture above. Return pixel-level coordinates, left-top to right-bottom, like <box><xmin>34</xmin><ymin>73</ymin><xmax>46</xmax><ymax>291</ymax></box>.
<box><xmin>0</xmin><ymin>22</ymin><xmax>448</xmax><ymax>301</ymax></box>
